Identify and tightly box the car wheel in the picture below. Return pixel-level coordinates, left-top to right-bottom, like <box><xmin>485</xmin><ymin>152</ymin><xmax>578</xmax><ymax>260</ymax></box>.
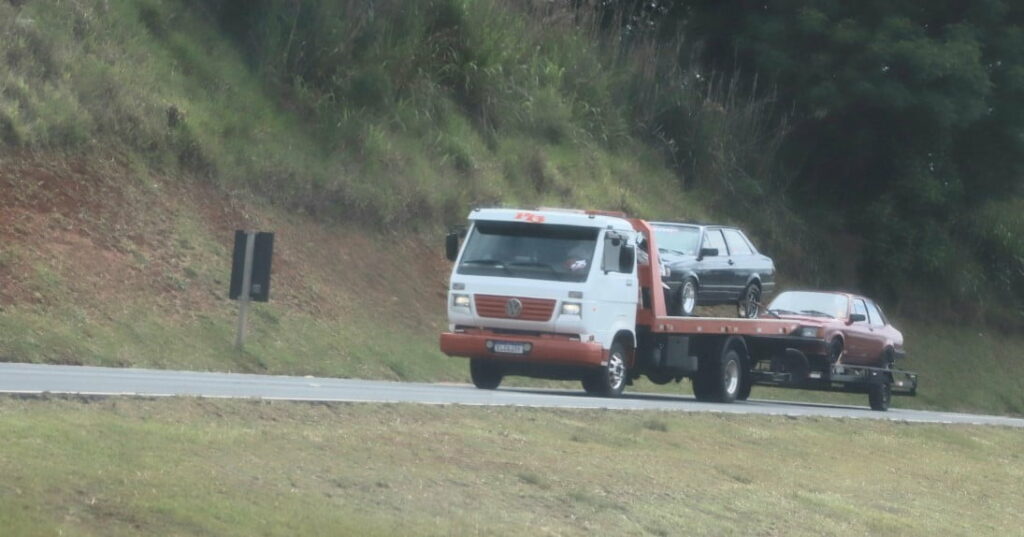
<box><xmin>469</xmin><ymin>358</ymin><xmax>502</xmax><ymax>390</ymax></box>
<box><xmin>582</xmin><ymin>341</ymin><xmax>628</xmax><ymax>397</ymax></box>
<box><xmin>828</xmin><ymin>337</ymin><xmax>844</xmax><ymax>364</ymax></box>
<box><xmin>678</xmin><ymin>278</ymin><xmax>698</xmax><ymax>317</ymax></box>
<box><xmin>737</xmin><ymin>283</ymin><xmax>761</xmax><ymax>319</ymax></box>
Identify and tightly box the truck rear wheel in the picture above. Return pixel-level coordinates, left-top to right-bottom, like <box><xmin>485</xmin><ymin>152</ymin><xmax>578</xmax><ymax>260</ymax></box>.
<box><xmin>692</xmin><ymin>345</ymin><xmax>743</xmax><ymax>403</ymax></box>
<box><xmin>470</xmin><ymin>358</ymin><xmax>502</xmax><ymax>390</ymax></box>
<box><xmin>736</xmin><ymin>376</ymin><xmax>753</xmax><ymax>401</ymax></box>
<box><xmin>582</xmin><ymin>341</ymin><xmax>628</xmax><ymax>397</ymax></box>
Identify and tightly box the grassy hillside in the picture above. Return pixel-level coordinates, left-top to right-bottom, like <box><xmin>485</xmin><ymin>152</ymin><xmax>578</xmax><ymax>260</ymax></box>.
<box><xmin>1</xmin><ymin>0</ymin><xmax>1022</xmax><ymax>415</ymax></box>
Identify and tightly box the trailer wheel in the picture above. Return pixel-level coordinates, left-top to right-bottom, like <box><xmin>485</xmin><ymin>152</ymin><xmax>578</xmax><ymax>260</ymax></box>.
<box><xmin>582</xmin><ymin>341</ymin><xmax>628</xmax><ymax>397</ymax></box>
<box><xmin>868</xmin><ymin>361</ymin><xmax>893</xmax><ymax>411</ymax></box>
<box><xmin>868</xmin><ymin>379</ymin><xmax>891</xmax><ymax>411</ymax></box>
<box><xmin>692</xmin><ymin>344</ymin><xmax>743</xmax><ymax>403</ymax></box>
<box><xmin>470</xmin><ymin>358</ymin><xmax>502</xmax><ymax>390</ymax></box>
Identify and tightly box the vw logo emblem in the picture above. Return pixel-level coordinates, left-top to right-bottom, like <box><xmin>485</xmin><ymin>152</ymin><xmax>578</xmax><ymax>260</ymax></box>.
<box><xmin>505</xmin><ymin>298</ymin><xmax>523</xmax><ymax>318</ymax></box>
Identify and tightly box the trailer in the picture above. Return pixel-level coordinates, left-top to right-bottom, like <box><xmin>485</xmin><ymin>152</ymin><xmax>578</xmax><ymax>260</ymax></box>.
<box><xmin>440</xmin><ymin>208</ymin><xmax>917</xmax><ymax>411</ymax></box>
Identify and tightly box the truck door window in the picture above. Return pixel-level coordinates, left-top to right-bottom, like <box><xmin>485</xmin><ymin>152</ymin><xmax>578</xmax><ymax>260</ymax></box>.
<box><xmin>702</xmin><ymin>229</ymin><xmax>728</xmax><ymax>256</ymax></box>
<box><xmin>601</xmin><ymin>232</ymin><xmax>634</xmax><ymax>274</ymax></box>
<box><xmin>722</xmin><ymin>229</ymin><xmax>752</xmax><ymax>255</ymax></box>
<box><xmin>456</xmin><ymin>221</ymin><xmax>599</xmax><ymax>283</ymax></box>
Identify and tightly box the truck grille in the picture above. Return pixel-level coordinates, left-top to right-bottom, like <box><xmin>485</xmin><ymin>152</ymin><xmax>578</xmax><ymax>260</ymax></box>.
<box><xmin>474</xmin><ymin>295</ymin><xmax>555</xmax><ymax>322</ymax></box>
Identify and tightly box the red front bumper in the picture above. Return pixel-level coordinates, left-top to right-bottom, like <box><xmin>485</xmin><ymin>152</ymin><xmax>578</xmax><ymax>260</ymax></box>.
<box><xmin>439</xmin><ymin>331</ymin><xmax>606</xmax><ymax>367</ymax></box>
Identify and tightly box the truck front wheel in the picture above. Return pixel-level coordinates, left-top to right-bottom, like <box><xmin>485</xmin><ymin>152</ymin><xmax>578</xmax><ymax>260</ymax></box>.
<box><xmin>582</xmin><ymin>341</ymin><xmax>628</xmax><ymax>397</ymax></box>
<box><xmin>470</xmin><ymin>358</ymin><xmax>503</xmax><ymax>390</ymax></box>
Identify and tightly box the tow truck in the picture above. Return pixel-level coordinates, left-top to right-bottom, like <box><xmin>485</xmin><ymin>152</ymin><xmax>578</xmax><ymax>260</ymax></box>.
<box><xmin>439</xmin><ymin>208</ymin><xmax>917</xmax><ymax>410</ymax></box>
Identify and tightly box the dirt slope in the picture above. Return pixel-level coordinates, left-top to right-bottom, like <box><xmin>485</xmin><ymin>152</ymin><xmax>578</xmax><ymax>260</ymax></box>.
<box><xmin>0</xmin><ymin>151</ymin><xmax>457</xmax><ymax>378</ymax></box>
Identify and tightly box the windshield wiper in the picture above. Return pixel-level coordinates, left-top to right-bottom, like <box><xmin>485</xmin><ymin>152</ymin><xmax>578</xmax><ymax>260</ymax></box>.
<box><xmin>461</xmin><ymin>258</ymin><xmax>504</xmax><ymax>266</ymax></box>
<box><xmin>798</xmin><ymin>309</ymin><xmax>834</xmax><ymax>318</ymax></box>
<box><xmin>460</xmin><ymin>259</ymin><xmax>510</xmax><ymax>273</ymax></box>
<box><xmin>659</xmin><ymin>248</ymin><xmax>688</xmax><ymax>256</ymax></box>
<box><xmin>506</xmin><ymin>261</ymin><xmax>557</xmax><ymax>273</ymax></box>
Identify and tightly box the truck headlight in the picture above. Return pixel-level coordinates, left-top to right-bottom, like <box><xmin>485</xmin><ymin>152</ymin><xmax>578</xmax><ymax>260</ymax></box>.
<box><xmin>560</xmin><ymin>302</ymin><xmax>581</xmax><ymax>316</ymax></box>
<box><xmin>797</xmin><ymin>326</ymin><xmax>819</xmax><ymax>338</ymax></box>
<box><xmin>452</xmin><ymin>294</ymin><xmax>471</xmax><ymax>308</ymax></box>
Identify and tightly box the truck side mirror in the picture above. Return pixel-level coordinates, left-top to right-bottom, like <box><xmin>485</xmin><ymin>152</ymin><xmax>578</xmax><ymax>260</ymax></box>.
<box><xmin>698</xmin><ymin>247</ymin><xmax>718</xmax><ymax>260</ymax></box>
<box><xmin>445</xmin><ymin>232</ymin><xmax>460</xmax><ymax>261</ymax></box>
<box><xmin>619</xmin><ymin>245</ymin><xmax>635</xmax><ymax>273</ymax></box>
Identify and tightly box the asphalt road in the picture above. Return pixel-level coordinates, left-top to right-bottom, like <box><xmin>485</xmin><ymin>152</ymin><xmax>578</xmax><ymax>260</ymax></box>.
<box><xmin>1</xmin><ymin>362</ymin><xmax>1022</xmax><ymax>427</ymax></box>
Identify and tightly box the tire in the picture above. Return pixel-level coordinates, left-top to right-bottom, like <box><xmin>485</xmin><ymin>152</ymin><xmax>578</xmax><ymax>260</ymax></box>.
<box><xmin>736</xmin><ymin>376</ymin><xmax>753</xmax><ymax>401</ymax></box>
<box><xmin>868</xmin><ymin>379</ymin><xmax>892</xmax><ymax>411</ymax></box>
<box><xmin>737</xmin><ymin>282</ymin><xmax>761</xmax><ymax>319</ymax></box>
<box><xmin>676</xmin><ymin>278</ymin><xmax>698</xmax><ymax>317</ymax></box>
<box><xmin>868</xmin><ymin>359</ymin><xmax>893</xmax><ymax>411</ymax></box>
<box><xmin>692</xmin><ymin>344</ymin><xmax>743</xmax><ymax>403</ymax></box>
<box><xmin>828</xmin><ymin>337</ymin><xmax>844</xmax><ymax>365</ymax></box>
<box><xmin>582</xmin><ymin>340</ymin><xmax>628</xmax><ymax>397</ymax></box>
<box><xmin>469</xmin><ymin>358</ymin><xmax>502</xmax><ymax>390</ymax></box>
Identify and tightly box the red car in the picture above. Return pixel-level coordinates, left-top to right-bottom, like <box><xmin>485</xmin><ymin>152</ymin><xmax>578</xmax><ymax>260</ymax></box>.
<box><xmin>763</xmin><ymin>290</ymin><xmax>905</xmax><ymax>368</ymax></box>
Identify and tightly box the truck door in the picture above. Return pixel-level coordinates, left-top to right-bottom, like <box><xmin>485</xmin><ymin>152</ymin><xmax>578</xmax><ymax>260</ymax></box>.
<box><xmin>589</xmin><ymin>230</ymin><xmax>638</xmax><ymax>349</ymax></box>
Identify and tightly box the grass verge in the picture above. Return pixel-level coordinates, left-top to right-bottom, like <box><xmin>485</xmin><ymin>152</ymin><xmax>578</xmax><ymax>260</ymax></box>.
<box><xmin>0</xmin><ymin>396</ymin><xmax>1021</xmax><ymax>536</ymax></box>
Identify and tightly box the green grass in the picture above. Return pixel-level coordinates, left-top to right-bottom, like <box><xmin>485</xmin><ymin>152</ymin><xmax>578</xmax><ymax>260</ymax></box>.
<box><xmin>0</xmin><ymin>304</ymin><xmax>461</xmax><ymax>381</ymax></box>
<box><xmin>0</xmin><ymin>397</ymin><xmax>1021</xmax><ymax>536</ymax></box>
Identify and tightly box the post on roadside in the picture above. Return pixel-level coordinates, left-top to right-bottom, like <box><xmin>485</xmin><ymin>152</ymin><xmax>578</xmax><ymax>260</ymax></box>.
<box><xmin>229</xmin><ymin>230</ymin><xmax>274</xmax><ymax>350</ymax></box>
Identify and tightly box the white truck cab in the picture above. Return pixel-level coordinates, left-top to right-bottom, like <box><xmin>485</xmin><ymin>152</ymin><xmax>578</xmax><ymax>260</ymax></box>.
<box><xmin>441</xmin><ymin>208</ymin><xmax>639</xmax><ymax>394</ymax></box>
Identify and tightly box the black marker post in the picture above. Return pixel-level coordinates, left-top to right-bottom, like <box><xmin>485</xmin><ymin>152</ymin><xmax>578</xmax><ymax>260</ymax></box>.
<box><xmin>229</xmin><ymin>230</ymin><xmax>274</xmax><ymax>350</ymax></box>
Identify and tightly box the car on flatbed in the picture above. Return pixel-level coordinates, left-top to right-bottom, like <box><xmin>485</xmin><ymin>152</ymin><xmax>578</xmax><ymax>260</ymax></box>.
<box><xmin>651</xmin><ymin>222</ymin><xmax>775</xmax><ymax>318</ymax></box>
<box><xmin>762</xmin><ymin>290</ymin><xmax>905</xmax><ymax>368</ymax></box>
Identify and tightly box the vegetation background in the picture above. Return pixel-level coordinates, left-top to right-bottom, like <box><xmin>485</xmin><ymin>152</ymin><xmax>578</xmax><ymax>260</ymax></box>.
<box><xmin>1</xmin><ymin>0</ymin><xmax>1022</xmax><ymax>413</ymax></box>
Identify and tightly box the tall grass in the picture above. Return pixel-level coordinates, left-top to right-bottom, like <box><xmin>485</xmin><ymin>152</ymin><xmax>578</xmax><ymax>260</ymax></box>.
<box><xmin>0</xmin><ymin>0</ymin><xmax>798</xmax><ymax>232</ymax></box>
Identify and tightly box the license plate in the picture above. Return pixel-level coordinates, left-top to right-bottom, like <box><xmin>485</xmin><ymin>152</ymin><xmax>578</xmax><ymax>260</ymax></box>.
<box><xmin>493</xmin><ymin>341</ymin><xmax>528</xmax><ymax>355</ymax></box>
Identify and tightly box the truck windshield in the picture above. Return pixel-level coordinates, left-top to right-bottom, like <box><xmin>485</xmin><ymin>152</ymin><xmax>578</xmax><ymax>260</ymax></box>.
<box><xmin>653</xmin><ymin>225</ymin><xmax>700</xmax><ymax>256</ymax></box>
<box><xmin>457</xmin><ymin>221</ymin><xmax>599</xmax><ymax>283</ymax></box>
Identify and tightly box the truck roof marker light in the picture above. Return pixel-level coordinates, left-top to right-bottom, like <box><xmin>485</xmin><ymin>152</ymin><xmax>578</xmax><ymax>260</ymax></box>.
<box><xmin>586</xmin><ymin>209</ymin><xmax>629</xmax><ymax>218</ymax></box>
